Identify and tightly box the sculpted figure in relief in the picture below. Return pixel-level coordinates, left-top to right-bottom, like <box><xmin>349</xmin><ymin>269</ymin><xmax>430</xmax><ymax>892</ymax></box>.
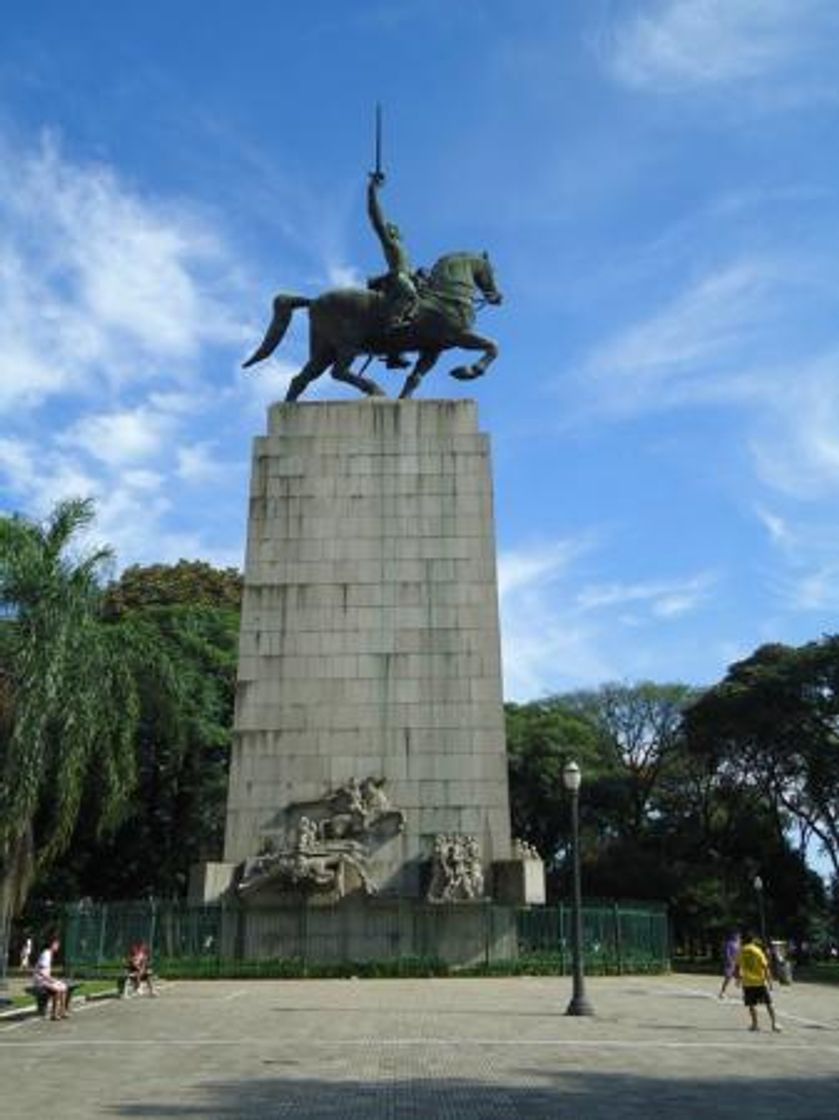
<box><xmin>427</xmin><ymin>833</ymin><xmax>485</xmax><ymax>902</ymax></box>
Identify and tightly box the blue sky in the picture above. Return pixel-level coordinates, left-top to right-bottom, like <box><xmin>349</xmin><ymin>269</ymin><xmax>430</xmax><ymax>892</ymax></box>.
<box><xmin>2</xmin><ymin>0</ymin><xmax>839</xmax><ymax>700</ymax></box>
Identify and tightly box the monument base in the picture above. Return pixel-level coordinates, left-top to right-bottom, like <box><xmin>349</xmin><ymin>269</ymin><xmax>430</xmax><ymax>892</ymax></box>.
<box><xmin>187</xmin><ymin>861</ymin><xmax>237</xmax><ymax>904</ymax></box>
<box><xmin>235</xmin><ymin>897</ymin><xmax>517</xmax><ymax>967</ymax></box>
<box><xmin>187</xmin><ymin>863</ymin><xmax>520</xmax><ymax>967</ymax></box>
<box><xmin>492</xmin><ymin>858</ymin><xmax>546</xmax><ymax>906</ymax></box>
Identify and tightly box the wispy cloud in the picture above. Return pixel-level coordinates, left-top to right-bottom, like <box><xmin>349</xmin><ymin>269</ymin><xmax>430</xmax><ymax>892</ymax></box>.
<box><xmin>0</xmin><ymin>130</ymin><xmax>246</xmax><ymax>413</ymax></box>
<box><xmin>749</xmin><ymin>350</ymin><xmax>839</xmax><ymax>499</ymax></box>
<box><xmin>756</xmin><ymin>502</ymin><xmax>839</xmax><ymax>614</ymax></box>
<box><xmin>606</xmin><ymin>0</ymin><xmax>839</xmax><ymax>98</ymax></box>
<box><xmin>575</xmin><ymin>572</ymin><xmax>716</xmax><ymax>619</ymax></box>
<box><xmin>581</xmin><ymin>258</ymin><xmax>778</xmax><ymax>417</ymax></box>
<box><xmin>0</xmin><ymin>431</ymin><xmax>243</xmax><ymax>571</ymax></box>
<box><xmin>0</xmin><ymin>128</ymin><xmax>258</xmax><ymax>570</ymax></box>
<box><xmin>498</xmin><ymin>537</ymin><xmax>715</xmax><ymax>698</ymax></box>
<box><xmin>497</xmin><ymin>538</ymin><xmax>589</xmax><ymax>598</ymax></box>
<box><xmin>58</xmin><ymin>405</ymin><xmax>177</xmax><ymax>468</ymax></box>
<box><xmin>574</xmin><ymin>243</ymin><xmax>839</xmax><ymax>507</ymax></box>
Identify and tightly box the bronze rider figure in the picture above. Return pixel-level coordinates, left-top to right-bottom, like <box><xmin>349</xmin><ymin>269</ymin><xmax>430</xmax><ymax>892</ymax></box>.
<box><xmin>367</xmin><ymin>171</ymin><xmax>419</xmax><ymax>369</ymax></box>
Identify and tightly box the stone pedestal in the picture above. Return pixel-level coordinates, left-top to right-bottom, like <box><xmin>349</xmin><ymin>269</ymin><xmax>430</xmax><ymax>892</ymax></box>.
<box><xmin>493</xmin><ymin>858</ymin><xmax>547</xmax><ymax>906</ymax></box>
<box><xmin>223</xmin><ymin>400</ymin><xmax>512</xmax><ymax>897</ymax></box>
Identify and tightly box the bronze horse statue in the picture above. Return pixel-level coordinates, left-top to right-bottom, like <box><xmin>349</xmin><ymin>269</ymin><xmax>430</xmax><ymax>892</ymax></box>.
<box><xmin>242</xmin><ymin>251</ymin><xmax>503</xmax><ymax>400</ymax></box>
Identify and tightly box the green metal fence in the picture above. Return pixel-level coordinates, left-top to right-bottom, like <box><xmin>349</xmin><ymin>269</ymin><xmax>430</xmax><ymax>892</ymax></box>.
<box><xmin>516</xmin><ymin>900</ymin><xmax>670</xmax><ymax>973</ymax></box>
<box><xmin>62</xmin><ymin>898</ymin><xmax>669</xmax><ymax>977</ymax></box>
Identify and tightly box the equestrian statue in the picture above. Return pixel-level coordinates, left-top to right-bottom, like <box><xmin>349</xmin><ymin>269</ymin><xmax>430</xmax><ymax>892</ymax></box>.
<box><xmin>242</xmin><ymin>111</ymin><xmax>503</xmax><ymax>401</ymax></box>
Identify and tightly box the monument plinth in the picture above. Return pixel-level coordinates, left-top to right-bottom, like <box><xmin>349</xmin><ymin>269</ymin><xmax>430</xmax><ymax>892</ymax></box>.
<box><xmin>221</xmin><ymin>399</ymin><xmax>512</xmax><ymax>900</ymax></box>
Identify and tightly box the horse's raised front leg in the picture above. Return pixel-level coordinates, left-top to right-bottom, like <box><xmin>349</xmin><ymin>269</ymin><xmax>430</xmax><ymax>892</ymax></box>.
<box><xmin>399</xmin><ymin>350</ymin><xmax>440</xmax><ymax>399</ymax></box>
<box><xmin>448</xmin><ymin>331</ymin><xmax>499</xmax><ymax>382</ymax></box>
<box><xmin>330</xmin><ymin>352</ymin><xmax>387</xmax><ymax>398</ymax></box>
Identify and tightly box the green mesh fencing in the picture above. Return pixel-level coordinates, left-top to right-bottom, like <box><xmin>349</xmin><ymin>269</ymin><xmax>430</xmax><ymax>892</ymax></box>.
<box><xmin>516</xmin><ymin>900</ymin><xmax>669</xmax><ymax>973</ymax></box>
<box><xmin>63</xmin><ymin>898</ymin><xmax>669</xmax><ymax>978</ymax></box>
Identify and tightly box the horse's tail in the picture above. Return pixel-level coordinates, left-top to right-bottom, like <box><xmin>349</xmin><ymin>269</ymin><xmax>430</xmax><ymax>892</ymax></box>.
<box><xmin>242</xmin><ymin>293</ymin><xmax>311</xmax><ymax>368</ymax></box>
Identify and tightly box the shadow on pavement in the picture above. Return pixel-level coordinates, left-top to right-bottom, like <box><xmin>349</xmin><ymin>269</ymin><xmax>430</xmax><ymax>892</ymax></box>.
<box><xmin>108</xmin><ymin>1068</ymin><xmax>839</xmax><ymax>1119</ymax></box>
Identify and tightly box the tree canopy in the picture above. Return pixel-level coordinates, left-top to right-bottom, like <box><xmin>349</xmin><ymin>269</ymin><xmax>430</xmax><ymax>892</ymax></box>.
<box><xmin>684</xmin><ymin>640</ymin><xmax>839</xmax><ymax>882</ymax></box>
<box><xmin>0</xmin><ymin>500</ymin><xmax>142</xmax><ymax>926</ymax></box>
<box><xmin>31</xmin><ymin>558</ymin><xmax>239</xmax><ymax>902</ymax></box>
<box><xmin>508</xmin><ymin>679</ymin><xmax>828</xmax><ymax>946</ymax></box>
<box><xmin>2</xmin><ymin>503</ymin><xmax>241</xmax><ymax>917</ymax></box>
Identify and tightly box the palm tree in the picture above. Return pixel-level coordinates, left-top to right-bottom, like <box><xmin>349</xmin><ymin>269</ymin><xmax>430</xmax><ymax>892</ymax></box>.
<box><xmin>0</xmin><ymin>498</ymin><xmax>141</xmax><ymax>986</ymax></box>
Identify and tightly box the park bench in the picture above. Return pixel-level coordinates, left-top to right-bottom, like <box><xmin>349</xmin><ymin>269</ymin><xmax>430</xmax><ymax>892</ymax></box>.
<box><xmin>25</xmin><ymin>982</ymin><xmax>80</xmax><ymax>1017</ymax></box>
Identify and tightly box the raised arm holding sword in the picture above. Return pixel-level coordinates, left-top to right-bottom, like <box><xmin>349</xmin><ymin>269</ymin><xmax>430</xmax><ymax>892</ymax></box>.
<box><xmin>367</xmin><ymin>105</ymin><xmax>419</xmax><ymax>368</ymax></box>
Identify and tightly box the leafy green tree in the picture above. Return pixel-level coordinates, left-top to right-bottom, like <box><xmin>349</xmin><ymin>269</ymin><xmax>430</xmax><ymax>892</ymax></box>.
<box><xmin>0</xmin><ymin>500</ymin><xmax>142</xmax><ymax>943</ymax></box>
<box><xmin>563</xmin><ymin>682</ymin><xmax>701</xmax><ymax>838</ymax></box>
<box><xmin>32</xmin><ymin>565</ymin><xmax>239</xmax><ymax>901</ymax></box>
<box><xmin>104</xmin><ymin>559</ymin><xmax>242</xmax><ymax>615</ymax></box>
<box><xmin>505</xmin><ymin>681</ymin><xmax>827</xmax><ymax>943</ymax></box>
<box><xmin>84</xmin><ymin>605</ymin><xmax>236</xmax><ymax>897</ymax></box>
<box><xmin>505</xmin><ymin>698</ymin><xmax>605</xmax><ymax>865</ymax></box>
<box><xmin>684</xmin><ymin>641</ymin><xmax>839</xmax><ymax>880</ymax></box>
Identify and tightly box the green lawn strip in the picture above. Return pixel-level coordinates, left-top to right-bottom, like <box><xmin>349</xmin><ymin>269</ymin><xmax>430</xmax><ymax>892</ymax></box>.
<box><xmin>4</xmin><ymin>977</ymin><xmax>116</xmax><ymax>1012</ymax></box>
<box><xmin>793</xmin><ymin>963</ymin><xmax>839</xmax><ymax>985</ymax></box>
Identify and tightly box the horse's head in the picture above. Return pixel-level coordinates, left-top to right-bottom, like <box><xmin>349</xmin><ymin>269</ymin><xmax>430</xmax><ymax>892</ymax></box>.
<box><xmin>427</xmin><ymin>251</ymin><xmax>503</xmax><ymax>312</ymax></box>
<box><xmin>475</xmin><ymin>251</ymin><xmax>503</xmax><ymax>305</ymax></box>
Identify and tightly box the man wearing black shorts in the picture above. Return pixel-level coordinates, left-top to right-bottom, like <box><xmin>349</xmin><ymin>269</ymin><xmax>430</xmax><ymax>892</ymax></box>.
<box><xmin>737</xmin><ymin>930</ymin><xmax>781</xmax><ymax>1033</ymax></box>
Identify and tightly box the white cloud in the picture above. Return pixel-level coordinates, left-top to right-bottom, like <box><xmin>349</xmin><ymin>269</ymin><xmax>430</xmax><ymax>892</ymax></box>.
<box><xmin>122</xmin><ymin>469</ymin><xmax>165</xmax><ymax>492</ymax></box>
<box><xmin>784</xmin><ymin>566</ymin><xmax>839</xmax><ymax>612</ymax></box>
<box><xmin>576</xmin><ymin>573</ymin><xmax>716</xmax><ymax>618</ymax></box>
<box><xmin>748</xmin><ymin>350</ymin><xmax>839</xmax><ymax>498</ymax></box>
<box><xmin>0</xmin><ymin>438</ymin><xmax>38</xmax><ymax>506</ymax></box>
<box><xmin>0</xmin><ymin>433</ymin><xmax>233</xmax><ymax>572</ymax></box>
<box><xmin>607</xmin><ymin>0</ymin><xmax>837</xmax><ymax>93</ymax></box>
<box><xmin>576</xmin><ymin>255</ymin><xmax>839</xmax><ymax>508</ymax></box>
<box><xmin>176</xmin><ymin>441</ymin><xmax>239</xmax><ymax>485</ymax></box>
<box><xmin>755</xmin><ymin>503</ymin><xmax>839</xmax><ymax>615</ymax></box>
<box><xmin>582</xmin><ymin>259</ymin><xmax>776</xmax><ymax>417</ymax></box>
<box><xmin>0</xmin><ymin>437</ymin><xmax>99</xmax><ymax>517</ymax></box>
<box><xmin>59</xmin><ymin>406</ymin><xmax>176</xmax><ymax>468</ymax></box>
<box><xmin>497</xmin><ymin>537</ymin><xmax>715</xmax><ymax>698</ymax></box>
<box><xmin>0</xmin><ymin>127</ymin><xmax>265</xmax><ymax>571</ymax></box>
<box><xmin>498</xmin><ymin>538</ymin><xmax>608</xmax><ymax>698</ymax></box>
<box><xmin>497</xmin><ymin>538</ymin><xmax>588</xmax><ymax>597</ymax></box>
<box><xmin>238</xmin><ymin>355</ymin><xmax>300</xmax><ymax>415</ymax></box>
<box><xmin>0</xmin><ymin>131</ymin><xmax>245</xmax><ymax>412</ymax></box>
<box><xmin>755</xmin><ymin>506</ymin><xmax>792</xmax><ymax>548</ymax></box>
<box><xmin>327</xmin><ymin>262</ymin><xmax>365</xmax><ymax>289</ymax></box>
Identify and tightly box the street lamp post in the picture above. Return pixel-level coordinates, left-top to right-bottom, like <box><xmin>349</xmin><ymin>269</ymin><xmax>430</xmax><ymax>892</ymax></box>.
<box><xmin>754</xmin><ymin>875</ymin><xmax>768</xmax><ymax>946</ymax></box>
<box><xmin>563</xmin><ymin>760</ymin><xmax>594</xmax><ymax>1016</ymax></box>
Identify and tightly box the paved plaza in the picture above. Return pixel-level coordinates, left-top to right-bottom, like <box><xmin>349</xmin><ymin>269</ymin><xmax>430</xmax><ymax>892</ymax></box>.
<box><xmin>3</xmin><ymin>974</ymin><xmax>838</xmax><ymax>1118</ymax></box>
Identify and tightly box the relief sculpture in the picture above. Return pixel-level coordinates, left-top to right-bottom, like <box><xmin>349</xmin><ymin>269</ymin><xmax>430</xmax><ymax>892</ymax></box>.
<box><xmin>427</xmin><ymin>833</ymin><xmax>485</xmax><ymax>902</ymax></box>
<box><xmin>238</xmin><ymin>777</ymin><xmax>403</xmax><ymax>900</ymax></box>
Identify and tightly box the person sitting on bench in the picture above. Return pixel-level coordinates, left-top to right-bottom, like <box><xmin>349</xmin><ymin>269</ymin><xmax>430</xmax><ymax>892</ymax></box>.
<box><xmin>125</xmin><ymin>941</ymin><xmax>156</xmax><ymax>996</ymax></box>
<box><xmin>33</xmin><ymin>934</ymin><xmax>68</xmax><ymax>1020</ymax></box>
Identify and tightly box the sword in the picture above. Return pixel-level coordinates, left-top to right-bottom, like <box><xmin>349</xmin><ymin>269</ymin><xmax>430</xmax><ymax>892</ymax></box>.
<box><xmin>373</xmin><ymin>102</ymin><xmax>384</xmax><ymax>184</ymax></box>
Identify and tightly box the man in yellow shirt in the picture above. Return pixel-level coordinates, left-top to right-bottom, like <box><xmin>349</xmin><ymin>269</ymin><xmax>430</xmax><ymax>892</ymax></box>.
<box><xmin>736</xmin><ymin>931</ymin><xmax>781</xmax><ymax>1032</ymax></box>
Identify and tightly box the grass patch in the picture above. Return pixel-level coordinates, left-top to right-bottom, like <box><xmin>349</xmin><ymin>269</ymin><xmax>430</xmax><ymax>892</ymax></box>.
<box><xmin>793</xmin><ymin>962</ymin><xmax>839</xmax><ymax>985</ymax></box>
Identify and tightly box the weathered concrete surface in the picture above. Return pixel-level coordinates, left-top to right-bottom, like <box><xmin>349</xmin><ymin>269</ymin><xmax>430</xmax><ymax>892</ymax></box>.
<box><xmin>224</xmin><ymin>400</ymin><xmax>511</xmax><ymax>895</ymax></box>
<box><xmin>3</xmin><ymin>975</ymin><xmax>838</xmax><ymax>1118</ymax></box>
